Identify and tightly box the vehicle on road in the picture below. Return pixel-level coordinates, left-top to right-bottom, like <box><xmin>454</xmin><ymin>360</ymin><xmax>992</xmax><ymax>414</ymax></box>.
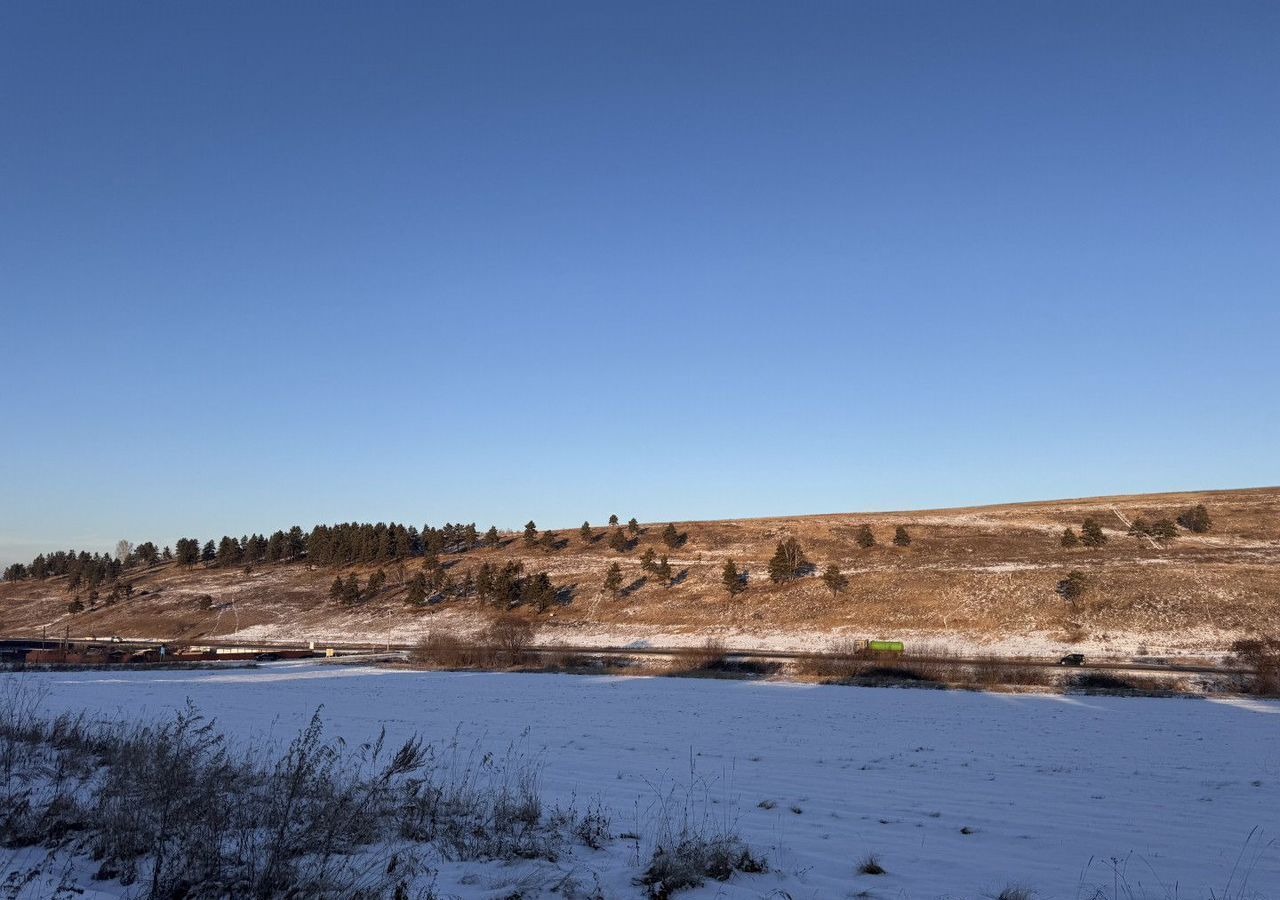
<box><xmin>1059</xmin><ymin>653</ymin><xmax>1086</xmax><ymax>666</ymax></box>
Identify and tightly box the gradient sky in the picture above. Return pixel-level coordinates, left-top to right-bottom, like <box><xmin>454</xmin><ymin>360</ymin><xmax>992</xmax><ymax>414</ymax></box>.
<box><xmin>2</xmin><ymin>1</ymin><xmax>1277</xmax><ymax>566</ymax></box>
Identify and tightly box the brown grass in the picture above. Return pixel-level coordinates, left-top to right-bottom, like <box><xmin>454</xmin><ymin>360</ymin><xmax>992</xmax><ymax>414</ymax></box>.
<box><xmin>3</xmin><ymin>486</ymin><xmax>1277</xmax><ymax>654</ymax></box>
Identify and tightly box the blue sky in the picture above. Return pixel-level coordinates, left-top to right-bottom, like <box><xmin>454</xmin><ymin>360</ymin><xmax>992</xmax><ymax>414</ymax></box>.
<box><xmin>2</xmin><ymin>2</ymin><xmax>1277</xmax><ymax>565</ymax></box>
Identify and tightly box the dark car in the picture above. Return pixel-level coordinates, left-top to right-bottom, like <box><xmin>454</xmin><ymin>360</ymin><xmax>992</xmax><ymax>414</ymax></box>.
<box><xmin>1059</xmin><ymin>653</ymin><xmax>1086</xmax><ymax>666</ymax></box>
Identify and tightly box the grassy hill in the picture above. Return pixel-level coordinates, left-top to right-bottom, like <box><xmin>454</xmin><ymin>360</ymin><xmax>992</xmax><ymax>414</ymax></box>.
<box><xmin>2</xmin><ymin>487</ymin><xmax>1277</xmax><ymax>658</ymax></box>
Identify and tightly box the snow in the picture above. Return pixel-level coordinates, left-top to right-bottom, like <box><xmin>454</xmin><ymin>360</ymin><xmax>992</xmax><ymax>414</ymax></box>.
<box><xmin>9</xmin><ymin>663</ymin><xmax>1280</xmax><ymax>898</ymax></box>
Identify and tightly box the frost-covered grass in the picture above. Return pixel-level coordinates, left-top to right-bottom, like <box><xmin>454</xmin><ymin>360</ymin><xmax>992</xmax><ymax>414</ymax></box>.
<box><xmin>3</xmin><ymin>663</ymin><xmax>1278</xmax><ymax>897</ymax></box>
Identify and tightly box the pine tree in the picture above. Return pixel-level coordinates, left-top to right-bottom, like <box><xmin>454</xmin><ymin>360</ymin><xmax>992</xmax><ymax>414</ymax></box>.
<box><xmin>654</xmin><ymin>554</ymin><xmax>673</xmax><ymax>588</ymax></box>
<box><xmin>484</xmin><ymin>526</ymin><xmax>500</xmax><ymax>548</ymax></box>
<box><xmin>1151</xmin><ymin>518</ymin><xmax>1178</xmax><ymax>540</ymax></box>
<box><xmin>1128</xmin><ymin>517</ymin><xmax>1151</xmax><ymax>537</ymax></box>
<box><xmin>523</xmin><ymin>521</ymin><xmax>539</xmax><ymax>547</ymax></box>
<box><xmin>1060</xmin><ymin>527</ymin><xmax>1080</xmax><ymax>548</ymax></box>
<box><xmin>406</xmin><ymin>572</ymin><xmax>427</xmax><ymax>605</ymax></box>
<box><xmin>329</xmin><ymin>575</ymin><xmax>345</xmax><ymax>603</ymax></box>
<box><xmin>580</xmin><ymin>521</ymin><xmax>593</xmax><ymax>543</ymax></box>
<box><xmin>201</xmin><ymin>540</ymin><xmax>217</xmax><ymax>563</ymax></box>
<box><xmin>603</xmin><ymin>562</ymin><xmax>623</xmax><ymax>597</ymax></box>
<box><xmin>892</xmin><ymin>526</ymin><xmax>911</xmax><ymax>547</ymax></box>
<box><xmin>1177</xmin><ymin>504</ymin><xmax>1212</xmax><ymax>533</ymax></box>
<box><xmin>767</xmin><ymin>543</ymin><xmax>791</xmax><ymax>584</ymax></box>
<box><xmin>475</xmin><ymin>562</ymin><xmax>495</xmax><ymax>600</ymax></box>
<box><xmin>175</xmin><ymin>538</ymin><xmax>200</xmax><ymax>565</ymax></box>
<box><xmin>722</xmin><ymin>559</ymin><xmax>746</xmax><ymax>598</ymax></box>
<box><xmin>526</xmin><ymin>571</ymin><xmax>557</xmax><ymax>612</ymax></box>
<box><xmin>627</xmin><ymin>517</ymin><xmax>640</xmax><ymax>537</ymax></box>
<box><xmin>608</xmin><ymin>514</ymin><xmax>619</xmax><ymax>526</ymax></box>
<box><xmin>855</xmin><ymin>525</ymin><xmax>876</xmax><ymax>549</ymax></box>
<box><xmin>1056</xmin><ymin>570</ymin><xmax>1088</xmax><ymax>604</ymax></box>
<box><xmin>342</xmin><ymin>574</ymin><xmax>362</xmax><ymax>606</ymax></box>
<box><xmin>768</xmin><ymin>538</ymin><xmax>810</xmax><ymax>583</ymax></box>
<box><xmin>540</xmin><ymin>529</ymin><xmax>558</xmax><ymax>552</ymax></box>
<box><xmin>608</xmin><ymin>528</ymin><xmax>628</xmax><ymax>552</ymax></box>
<box><xmin>821</xmin><ymin>564</ymin><xmax>849</xmax><ymax>598</ymax></box>
<box><xmin>661</xmin><ymin>523</ymin><xmax>682</xmax><ymax>548</ymax></box>
<box><xmin>368</xmin><ymin>568</ymin><xmax>387</xmax><ymax>594</ymax></box>
<box><xmin>640</xmin><ymin>547</ymin><xmax>657</xmax><ymax>572</ymax></box>
<box><xmin>1081</xmin><ymin>518</ymin><xmax>1107</xmax><ymax>548</ymax></box>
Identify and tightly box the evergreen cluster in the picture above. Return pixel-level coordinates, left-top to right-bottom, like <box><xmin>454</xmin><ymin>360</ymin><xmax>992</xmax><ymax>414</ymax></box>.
<box><xmin>821</xmin><ymin>564</ymin><xmax>849</xmax><ymax>597</ymax></box>
<box><xmin>474</xmin><ymin>561</ymin><xmax>558</xmax><ymax>611</ymax></box>
<box><xmin>766</xmin><ymin>538</ymin><xmax>810</xmax><ymax>583</ymax></box>
<box><xmin>1128</xmin><ymin>517</ymin><xmax>1178</xmax><ymax>540</ymax></box>
<box><xmin>640</xmin><ymin>549</ymin><xmax>674</xmax><ymax>587</ymax></box>
<box><xmin>1080</xmin><ymin>518</ymin><xmax>1107</xmax><ymax>548</ymax></box>
<box><xmin>1176</xmin><ymin>504</ymin><xmax>1212</xmax><ymax>533</ymax></box>
<box><xmin>721</xmin><ymin>559</ymin><xmax>746</xmax><ymax>598</ymax></box>
<box><xmin>3</xmin><ymin>550</ymin><xmax>123</xmax><ymax>589</ymax></box>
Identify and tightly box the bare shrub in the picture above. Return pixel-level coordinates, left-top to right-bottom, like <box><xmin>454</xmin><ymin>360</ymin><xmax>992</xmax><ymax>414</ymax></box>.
<box><xmin>857</xmin><ymin>852</ymin><xmax>886</xmax><ymax>874</ymax></box>
<box><xmin>991</xmin><ymin>886</ymin><xmax>1035</xmax><ymax>900</ymax></box>
<box><xmin>969</xmin><ymin>657</ymin><xmax>1052</xmax><ymax>687</ymax></box>
<box><xmin>682</xmin><ymin>638</ymin><xmax>728</xmax><ymax>671</ymax></box>
<box><xmin>1231</xmin><ymin>637</ymin><xmax>1280</xmax><ymax>696</ymax></box>
<box><xmin>639</xmin><ymin>757</ymin><xmax>767</xmax><ymax>899</ymax></box>
<box><xmin>795</xmin><ymin>638</ymin><xmax>866</xmax><ymax>681</ymax></box>
<box><xmin>483</xmin><ymin>614</ymin><xmax>538</xmax><ymax>666</ymax></box>
<box><xmin>0</xmin><ymin>698</ymin><xmax>632</xmax><ymax>898</ymax></box>
<box><xmin>642</xmin><ymin>834</ymin><xmax>765</xmax><ymax>898</ymax></box>
<box><xmin>412</xmin><ymin>630</ymin><xmax>484</xmax><ymax>669</ymax></box>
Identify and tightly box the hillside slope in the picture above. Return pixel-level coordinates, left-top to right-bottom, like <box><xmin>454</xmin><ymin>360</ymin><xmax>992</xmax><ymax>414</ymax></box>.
<box><xmin>2</xmin><ymin>487</ymin><xmax>1277</xmax><ymax>658</ymax></box>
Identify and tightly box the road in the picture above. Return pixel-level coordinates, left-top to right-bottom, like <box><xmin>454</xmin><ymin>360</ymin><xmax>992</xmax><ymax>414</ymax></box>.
<box><xmin>2</xmin><ymin>636</ymin><xmax>1246</xmax><ymax>677</ymax></box>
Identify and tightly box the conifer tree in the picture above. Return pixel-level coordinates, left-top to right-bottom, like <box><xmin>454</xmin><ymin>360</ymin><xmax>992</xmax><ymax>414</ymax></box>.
<box><xmin>608</xmin><ymin>514</ymin><xmax>619</xmax><ymax>526</ymax></box>
<box><xmin>655</xmin><ymin>554</ymin><xmax>673</xmax><ymax>588</ymax></box>
<box><xmin>342</xmin><ymin>574</ymin><xmax>362</xmax><ymax>606</ymax></box>
<box><xmin>603</xmin><ymin>562</ymin><xmax>623</xmax><ymax>598</ymax></box>
<box><xmin>406</xmin><ymin>572</ymin><xmax>427</xmax><ymax>605</ymax></box>
<box><xmin>608</xmin><ymin>528</ymin><xmax>628</xmax><ymax>552</ymax></box>
<box><xmin>1056</xmin><ymin>570</ymin><xmax>1088</xmax><ymax>604</ymax></box>
<box><xmin>1151</xmin><ymin>518</ymin><xmax>1178</xmax><ymax>540</ymax></box>
<box><xmin>580</xmin><ymin>521</ymin><xmax>593</xmax><ymax>543</ymax></box>
<box><xmin>523</xmin><ymin>521</ymin><xmax>539</xmax><ymax>547</ymax></box>
<box><xmin>1177</xmin><ymin>504</ymin><xmax>1212</xmax><ymax>533</ymax></box>
<box><xmin>767</xmin><ymin>538</ymin><xmax>810</xmax><ymax>583</ymax></box>
<box><xmin>201</xmin><ymin>540</ymin><xmax>217</xmax><ymax>563</ymax></box>
<box><xmin>627</xmin><ymin>517</ymin><xmax>640</xmax><ymax>536</ymax></box>
<box><xmin>1061</xmin><ymin>527</ymin><xmax>1080</xmax><ymax>548</ymax></box>
<box><xmin>821</xmin><ymin>564</ymin><xmax>849</xmax><ymax>598</ymax></box>
<box><xmin>892</xmin><ymin>526</ymin><xmax>911</xmax><ymax>547</ymax></box>
<box><xmin>368</xmin><ymin>568</ymin><xmax>387</xmax><ymax>594</ymax></box>
<box><xmin>329</xmin><ymin>575</ymin><xmax>345</xmax><ymax>603</ymax></box>
<box><xmin>484</xmin><ymin>526</ymin><xmax>500</xmax><ymax>548</ymax></box>
<box><xmin>661</xmin><ymin>523</ymin><xmax>681</xmax><ymax>548</ymax></box>
<box><xmin>640</xmin><ymin>547</ymin><xmax>657</xmax><ymax>572</ymax></box>
<box><xmin>1081</xmin><ymin>518</ymin><xmax>1107</xmax><ymax>548</ymax></box>
<box><xmin>540</xmin><ymin>529</ymin><xmax>558</xmax><ymax>552</ymax></box>
<box><xmin>722</xmin><ymin>559</ymin><xmax>746</xmax><ymax>598</ymax></box>
<box><xmin>855</xmin><ymin>525</ymin><xmax>876</xmax><ymax>549</ymax></box>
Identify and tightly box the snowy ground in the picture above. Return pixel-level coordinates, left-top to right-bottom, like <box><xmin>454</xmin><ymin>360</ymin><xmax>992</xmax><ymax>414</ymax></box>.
<box><xmin>9</xmin><ymin>663</ymin><xmax>1280</xmax><ymax>898</ymax></box>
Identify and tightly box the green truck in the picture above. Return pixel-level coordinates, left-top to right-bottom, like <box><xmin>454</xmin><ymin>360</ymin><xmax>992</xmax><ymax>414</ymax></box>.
<box><xmin>866</xmin><ymin>640</ymin><xmax>904</xmax><ymax>654</ymax></box>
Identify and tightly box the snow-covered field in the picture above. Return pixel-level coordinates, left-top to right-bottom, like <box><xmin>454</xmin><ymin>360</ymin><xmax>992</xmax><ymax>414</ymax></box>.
<box><xmin>10</xmin><ymin>663</ymin><xmax>1280</xmax><ymax>898</ymax></box>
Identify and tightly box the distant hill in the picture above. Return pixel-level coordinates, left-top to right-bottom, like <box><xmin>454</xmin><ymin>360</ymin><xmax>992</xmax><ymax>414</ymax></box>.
<box><xmin>2</xmin><ymin>487</ymin><xmax>1277</xmax><ymax>658</ymax></box>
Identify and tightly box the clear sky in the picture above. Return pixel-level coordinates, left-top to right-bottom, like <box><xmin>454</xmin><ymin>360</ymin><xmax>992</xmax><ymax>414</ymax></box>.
<box><xmin>2</xmin><ymin>2</ymin><xmax>1277</xmax><ymax>566</ymax></box>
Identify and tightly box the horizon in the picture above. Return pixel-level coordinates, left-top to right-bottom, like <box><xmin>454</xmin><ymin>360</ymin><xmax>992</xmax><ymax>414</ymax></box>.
<box><xmin>3</xmin><ymin>2</ymin><xmax>1278</xmax><ymax>567</ymax></box>
<box><xmin>3</xmin><ymin>481</ymin><xmax>1274</xmax><ymax>568</ymax></box>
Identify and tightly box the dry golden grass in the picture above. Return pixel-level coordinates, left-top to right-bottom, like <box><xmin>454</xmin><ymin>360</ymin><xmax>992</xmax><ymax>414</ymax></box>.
<box><xmin>2</xmin><ymin>486</ymin><xmax>1277</xmax><ymax>654</ymax></box>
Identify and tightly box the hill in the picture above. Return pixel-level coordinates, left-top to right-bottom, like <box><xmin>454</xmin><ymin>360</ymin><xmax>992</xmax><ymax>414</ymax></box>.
<box><xmin>2</xmin><ymin>487</ymin><xmax>1277</xmax><ymax>658</ymax></box>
